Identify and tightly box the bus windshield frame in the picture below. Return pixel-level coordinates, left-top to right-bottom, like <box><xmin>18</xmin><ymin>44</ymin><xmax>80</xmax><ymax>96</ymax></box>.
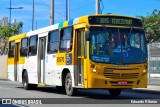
<box><xmin>89</xmin><ymin>26</ymin><xmax>147</xmax><ymax>65</ymax></box>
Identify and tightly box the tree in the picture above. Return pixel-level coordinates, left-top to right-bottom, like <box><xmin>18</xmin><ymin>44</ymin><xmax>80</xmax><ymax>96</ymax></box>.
<box><xmin>0</xmin><ymin>22</ymin><xmax>23</xmax><ymax>39</ymax></box>
<box><xmin>0</xmin><ymin>22</ymin><xmax>23</xmax><ymax>55</ymax></box>
<box><xmin>138</xmin><ymin>9</ymin><xmax>160</xmax><ymax>43</ymax></box>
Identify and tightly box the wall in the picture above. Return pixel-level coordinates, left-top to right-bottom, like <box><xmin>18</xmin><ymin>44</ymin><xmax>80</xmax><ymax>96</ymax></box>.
<box><xmin>0</xmin><ymin>55</ymin><xmax>7</xmax><ymax>79</ymax></box>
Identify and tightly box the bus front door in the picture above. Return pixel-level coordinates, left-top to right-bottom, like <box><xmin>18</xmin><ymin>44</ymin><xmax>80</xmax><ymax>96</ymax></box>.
<box><xmin>75</xmin><ymin>29</ymin><xmax>85</xmax><ymax>86</ymax></box>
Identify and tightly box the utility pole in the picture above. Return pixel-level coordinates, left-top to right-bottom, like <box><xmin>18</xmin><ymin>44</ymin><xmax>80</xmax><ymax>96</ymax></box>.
<box><xmin>50</xmin><ymin>0</ymin><xmax>54</xmax><ymax>25</ymax></box>
<box><xmin>6</xmin><ymin>0</ymin><xmax>23</xmax><ymax>26</ymax></box>
<box><xmin>9</xmin><ymin>0</ymin><xmax>11</xmax><ymax>24</ymax></box>
<box><xmin>66</xmin><ymin>0</ymin><xmax>70</xmax><ymax>20</ymax></box>
<box><xmin>96</xmin><ymin>0</ymin><xmax>100</xmax><ymax>14</ymax></box>
<box><xmin>32</xmin><ymin>0</ymin><xmax>34</xmax><ymax>30</ymax></box>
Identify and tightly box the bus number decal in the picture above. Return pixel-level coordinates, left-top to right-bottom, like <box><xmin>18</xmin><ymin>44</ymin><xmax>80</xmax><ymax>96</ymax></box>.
<box><xmin>57</xmin><ymin>57</ymin><xmax>64</xmax><ymax>62</ymax></box>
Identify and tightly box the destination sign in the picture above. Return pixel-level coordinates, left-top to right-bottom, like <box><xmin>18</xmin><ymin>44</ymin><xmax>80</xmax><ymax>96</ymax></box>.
<box><xmin>89</xmin><ymin>16</ymin><xmax>142</xmax><ymax>27</ymax></box>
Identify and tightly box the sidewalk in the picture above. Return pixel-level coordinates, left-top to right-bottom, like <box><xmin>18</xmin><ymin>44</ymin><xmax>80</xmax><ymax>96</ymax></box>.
<box><xmin>131</xmin><ymin>85</ymin><xmax>160</xmax><ymax>94</ymax></box>
<box><xmin>131</xmin><ymin>77</ymin><xmax>160</xmax><ymax>94</ymax></box>
<box><xmin>148</xmin><ymin>78</ymin><xmax>160</xmax><ymax>85</ymax></box>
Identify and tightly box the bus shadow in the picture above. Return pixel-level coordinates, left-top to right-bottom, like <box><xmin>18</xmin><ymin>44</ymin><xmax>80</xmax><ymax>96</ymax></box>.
<box><xmin>16</xmin><ymin>86</ymin><xmax>129</xmax><ymax>99</ymax></box>
<box><xmin>16</xmin><ymin>86</ymin><xmax>66</xmax><ymax>95</ymax></box>
<box><xmin>16</xmin><ymin>87</ymin><xmax>158</xmax><ymax>99</ymax></box>
<box><xmin>77</xmin><ymin>89</ymin><xmax>127</xmax><ymax>99</ymax></box>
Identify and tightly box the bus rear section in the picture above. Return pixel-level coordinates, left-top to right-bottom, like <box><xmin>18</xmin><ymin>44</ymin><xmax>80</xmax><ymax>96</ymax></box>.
<box><xmin>8</xmin><ymin>34</ymin><xmax>26</xmax><ymax>82</ymax></box>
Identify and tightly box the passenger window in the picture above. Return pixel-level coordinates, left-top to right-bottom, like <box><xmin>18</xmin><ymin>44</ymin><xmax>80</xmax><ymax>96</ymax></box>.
<box><xmin>8</xmin><ymin>41</ymin><xmax>15</xmax><ymax>58</ymax></box>
<box><xmin>29</xmin><ymin>35</ymin><xmax>37</xmax><ymax>56</ymax></box>
<box><xmin>20</xmin><ymin>38</ymin><xmax>28</xmax><ymax>57</ymax></box>
<box><xmin>47</xmin><ymin>30</ymin><xmax>59</xmax><ymax>54</ymax></box>
<box><xmin>60</xmin><ymin>27</ymin><xmax>73</xmax><ymax>52</ymax></box>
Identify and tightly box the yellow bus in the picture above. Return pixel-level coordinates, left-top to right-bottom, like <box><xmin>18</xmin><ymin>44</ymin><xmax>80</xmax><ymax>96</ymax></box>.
<box><xmin>8</xmin><ymin>14</ymin><xmax>148</xmax><ymax>96</ymax></box>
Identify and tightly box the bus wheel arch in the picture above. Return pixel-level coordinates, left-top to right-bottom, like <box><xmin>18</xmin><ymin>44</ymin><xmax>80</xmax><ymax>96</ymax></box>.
<box><xmin>61</xmin><ymin>68</ymin><xmax>70</xmax><ymax>86</ymax></box>
<box><xmin>56</xmin><ymin>69</ymin><xmax>70</xmax><ymax>91</ymax></box>
<box><xmin>22</xmin><ymin>70</ymin><xmax>37</xmax><ymax>90</ymax></box>
<box><xmin>61</xmin><ymin>68</ymin><xmax>77</xmax><ymax>96</ymax></box>
<box><xmin>22</xmin><ymin>69</ymin><xmax>27</xmax><ymax>81</ymax></box>
<box><xmin>22</xmin><ymin>70</ymin><xmax>30</xmax><ymax>90</ymax></box>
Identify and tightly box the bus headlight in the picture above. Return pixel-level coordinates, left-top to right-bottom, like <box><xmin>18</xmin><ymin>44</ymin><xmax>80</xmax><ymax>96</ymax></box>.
<box><xmin>92</xmin><ymin>68</ymin><xmax>99</xmax><ymax>74</ymax></box>
<box><xmin>93</xmin><ymin>69</ymin><xmax>97</xmax><ymax>73</ymax></box>
<box><xmin>141</xmin><ymin>70</ymin><xmax>147</xmax><ymax>76</ymax></box>
<box><xmin>91</xmin><ymin>64</ymin><xmax>98</xmax><ymax>73</ymax></box>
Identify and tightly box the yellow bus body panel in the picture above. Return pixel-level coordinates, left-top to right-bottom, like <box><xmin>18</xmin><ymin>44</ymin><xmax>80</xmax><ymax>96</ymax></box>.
<box><xmin>8</xmin><ymin>33</ymin><xmax>26</xmax><ymax>65</ymax></box>
<box><xmin>87</xmin><ymin>62</ymin><xmax>147</xmax><ymax>89</ymax></box>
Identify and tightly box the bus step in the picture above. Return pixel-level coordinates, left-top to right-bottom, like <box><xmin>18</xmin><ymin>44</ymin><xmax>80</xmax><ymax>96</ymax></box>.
<box><xmin>74</xmin><ymin>86</ymin><xmax>84</xmax><ymax>88</ymax></box>
<box><xmin>38</xmin><ymin>83</ymin><xmax>46</xmax><ymax>86</ymax></box>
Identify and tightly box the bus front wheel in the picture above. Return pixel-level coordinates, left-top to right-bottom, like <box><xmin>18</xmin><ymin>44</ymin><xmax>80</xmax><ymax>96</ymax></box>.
<box><xmin>65</xmin><ymin>73</ymin><xmax>77</xmax><ymax>96</ymax></box>
<box><xmin>109</xmin><ymin>89</ymin><xmax>122</xmax><ymax>96</ymax></box>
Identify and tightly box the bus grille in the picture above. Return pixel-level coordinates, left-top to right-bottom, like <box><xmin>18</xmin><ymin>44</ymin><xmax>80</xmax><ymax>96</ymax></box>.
<box><xmin>103</xmin><ymin>73</ymin><xmax>139</xmax><ymax>79</ymax></box>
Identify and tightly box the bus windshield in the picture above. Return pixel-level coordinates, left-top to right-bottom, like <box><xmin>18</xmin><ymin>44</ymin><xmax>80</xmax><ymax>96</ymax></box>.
<box><xmin>89</xmin><ymin>27</ymin><xmax>147</xmax><ymax>64</ymax></box>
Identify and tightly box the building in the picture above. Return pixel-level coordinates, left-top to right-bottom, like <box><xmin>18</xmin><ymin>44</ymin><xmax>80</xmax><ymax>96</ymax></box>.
<box><xmin>0</xmin><ymin>17</ymin><xmax>8</xmax><ymax>27</ymax></box>
<box><xmin>0</xmin><ymin>16</ymin><xmax>23</xmax><ymax>33</ymax></box>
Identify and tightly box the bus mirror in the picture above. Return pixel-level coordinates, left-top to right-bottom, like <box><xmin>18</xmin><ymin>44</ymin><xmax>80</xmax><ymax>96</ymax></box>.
<box><xmin>86</xmin><ymin>31</ymin><xmax>90</xmax><ymax>41</ymax></box>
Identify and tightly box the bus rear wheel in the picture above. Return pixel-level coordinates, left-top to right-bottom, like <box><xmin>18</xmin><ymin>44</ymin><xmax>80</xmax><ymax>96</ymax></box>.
<box><xmin>109</xmin><ymin>89</ymin><xmax>121</xmax><ymax>96</ymax></box>
<box><xmin>65</xmin><ymin>73</ymin><xmax>77</xmax><ymax>96</ymax></box>
<box><xmin>22</xmin><ymin>72</ymin><xmax>37</xmax><ymax>90</ymax></box>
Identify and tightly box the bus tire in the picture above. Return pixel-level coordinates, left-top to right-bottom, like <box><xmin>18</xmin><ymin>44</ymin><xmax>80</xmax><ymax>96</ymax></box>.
<box><xmin>22</xmin><ymin>72</ymin><xmax>36</xmax><ymax>90</ymax></box>
<box><xmin>109</xmin><ymin>89</ymin><xmax>121</xmax><ymax>96</ymax></box>
<box><xmin>65</xmin><ymin>73</ymin><xmax>77</xmax><ymax>96</ymax></box>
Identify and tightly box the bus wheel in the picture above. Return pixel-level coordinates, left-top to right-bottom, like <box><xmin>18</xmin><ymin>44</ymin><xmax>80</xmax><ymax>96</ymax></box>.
<box><xmin>109</xmin><ymin>89</ymin><xmax>121</xmax><ymax>96</ymax></box>
<box><xmin>22</xmin><ymin>72</ymin><xmax>33</xmax><ymax>90</ymax></box>
<box><xmin>65</xmin><ymin>73</ymin><xmax>77</xmax><ymax>96</ymax></box>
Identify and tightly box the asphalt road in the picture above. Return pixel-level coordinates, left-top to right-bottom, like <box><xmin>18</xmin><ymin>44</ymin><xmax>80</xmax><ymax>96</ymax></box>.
<box><xmin>0</xmin><ymin>80</ymin><xmax>160</xmax><ymax>107</ymax></box>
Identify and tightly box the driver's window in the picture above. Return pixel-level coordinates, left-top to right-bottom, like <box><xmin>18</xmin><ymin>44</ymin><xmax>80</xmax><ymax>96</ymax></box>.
<box><xmin>98</xmin><ymin>34</ymin><xmax>107</xmax><ymax>55</ymax></box>
<box><xmin>130</xmin><ymin>33</ymin><xmax>140</xmax><ymax>48</ymax></box>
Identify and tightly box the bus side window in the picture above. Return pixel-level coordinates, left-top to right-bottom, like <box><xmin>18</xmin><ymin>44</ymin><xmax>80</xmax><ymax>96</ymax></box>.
<box><xmin>8</xmin><ymin>41</ymin><xmax>15</xmax><ymax>58</ymax></box>
<box><xmin>20</xmin><ymin>38</ymin><xmax>28</xmax><ymax>57</ymax></box>
<box><xmin>29</xmin><ymin>35</ymin><xmax>37</xmax><ymax>56</ymax></box>
<box><xmin>47</xmin><ymin>30</ymin><xmax>59</xmax><ymax>54</ymax></box>
<box><xmin>60</xmin><ymin>27</ymin><xmax>73</xmax><ymax>52</ymax></box>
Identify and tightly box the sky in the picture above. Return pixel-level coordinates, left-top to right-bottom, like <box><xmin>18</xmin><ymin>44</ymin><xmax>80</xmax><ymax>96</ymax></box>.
<box><xmin>0</xmin><ymin>0</ymin><xmax>160</xmax><ymax>32</ymax></box>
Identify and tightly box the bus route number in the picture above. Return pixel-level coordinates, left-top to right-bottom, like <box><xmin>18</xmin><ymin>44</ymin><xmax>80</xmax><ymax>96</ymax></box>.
<box><xmin>99</xmin><ymin>18</ymin><xmax>109</xmax><ymax>24</ymax></box>
<box><xmin>57</xmin><ymin>57</ymin><xmax>64</xmax><ymax>62</ymax></box>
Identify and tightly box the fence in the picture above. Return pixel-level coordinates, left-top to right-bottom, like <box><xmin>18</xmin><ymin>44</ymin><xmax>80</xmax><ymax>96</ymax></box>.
<box><xmin>148</xmin><ymin>43</ymin><xmax>160</xmax><ymax>85</ymax></box>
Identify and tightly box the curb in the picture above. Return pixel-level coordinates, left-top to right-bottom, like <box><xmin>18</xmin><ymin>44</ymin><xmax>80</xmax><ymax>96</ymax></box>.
<box><xmin>0</xmin><ymin>79</ymin><xmax>9</xmax><ymax>81</ymax></box>
<box><xmin>125</xmin><ymin>88</ymin><xmax>160</xmax><ymax>94</ymax></box>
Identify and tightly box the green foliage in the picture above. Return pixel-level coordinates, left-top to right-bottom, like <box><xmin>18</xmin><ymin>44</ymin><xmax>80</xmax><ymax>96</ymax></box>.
<box><xmin>0</xmin><ymin>22</ymin><xmax>23</xmax><ymax>39</ymax></box>
<box><xmin>138</xmin><ymin>9</ymin><xmax>160</xmax><ymax>43</ymax></box>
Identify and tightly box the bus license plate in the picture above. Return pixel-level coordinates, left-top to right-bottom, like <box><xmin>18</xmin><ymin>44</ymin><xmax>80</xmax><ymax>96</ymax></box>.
<box><xmin>118</xmin><ymin>80</ymin><xmax>127</xmax><ymax>85</ymax></box>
